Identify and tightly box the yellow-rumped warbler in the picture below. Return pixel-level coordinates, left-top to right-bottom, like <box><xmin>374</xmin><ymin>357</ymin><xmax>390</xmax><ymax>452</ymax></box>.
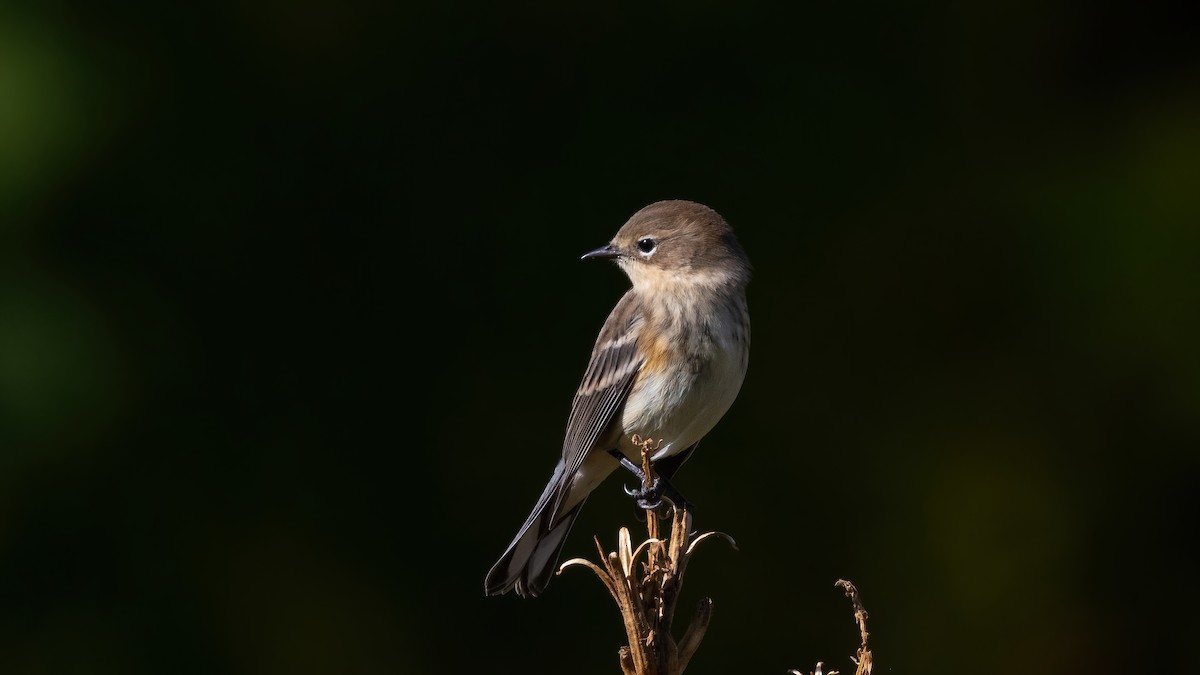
<box><xmin>484</xmin><ymin>199</ymin><xmax>751</xmax><ymax>598</ymax></box>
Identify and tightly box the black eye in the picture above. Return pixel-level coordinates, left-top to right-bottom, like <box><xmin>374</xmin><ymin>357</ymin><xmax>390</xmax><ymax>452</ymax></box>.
<box><xmin>636</xmin><ymin>238</ymin><xmax>656</xmax><ymax>253</ymax></box>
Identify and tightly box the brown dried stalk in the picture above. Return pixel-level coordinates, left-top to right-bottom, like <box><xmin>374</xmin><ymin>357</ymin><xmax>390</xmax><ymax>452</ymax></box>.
<box><xmin>790</xmin><ymin>580</ymin><xmax>874</xmax><ymax>675</ymax></box>
<box><xmin>558</xmin><ymin>438</ymin><xmax>735</xmax><ymax>675</ymax></box>
<box><xmin>835</xmin><ymin>579</ymin><xmax>873</xmax><ymax>675</ymax></box>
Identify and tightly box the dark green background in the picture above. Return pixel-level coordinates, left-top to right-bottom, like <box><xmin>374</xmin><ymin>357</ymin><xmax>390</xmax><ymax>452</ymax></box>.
<box><xmin>2</xmin><ymin>1</ymin><xmax>1197</xmax><ymax>674</ymax></box>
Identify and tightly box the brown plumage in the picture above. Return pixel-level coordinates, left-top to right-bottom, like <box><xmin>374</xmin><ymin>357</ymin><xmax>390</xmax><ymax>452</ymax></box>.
<box><xmin>485</xmin><ymin>200</ymin><xmax>751</xmax><ymax>597</ymax></box>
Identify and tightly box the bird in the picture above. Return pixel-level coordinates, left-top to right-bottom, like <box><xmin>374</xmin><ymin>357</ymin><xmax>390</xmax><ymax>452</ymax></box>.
<box><xmin>484</xmin><ymin>199</ymin><xmax>751</xmax><ymax>598</ymax></box>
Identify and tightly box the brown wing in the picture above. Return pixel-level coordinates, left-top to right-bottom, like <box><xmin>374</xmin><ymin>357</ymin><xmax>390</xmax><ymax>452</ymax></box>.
<box><xmin>556</xmin><ymin>291</ymin><xmax>644</xmax><ymax>498</ymax></box>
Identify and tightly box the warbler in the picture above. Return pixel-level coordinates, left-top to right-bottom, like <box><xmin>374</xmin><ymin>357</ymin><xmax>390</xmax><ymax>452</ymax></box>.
<box><xmin>485</xmin><ymin>199</ymin><xmax>751</xmax><ymax>597</ymax></box>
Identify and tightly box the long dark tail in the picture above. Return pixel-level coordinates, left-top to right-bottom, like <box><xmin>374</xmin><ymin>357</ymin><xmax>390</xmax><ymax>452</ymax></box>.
<box><xmin>485</xmin><ymin>461</ymin><xmax>584</xmax><ymax>597</ymax></box>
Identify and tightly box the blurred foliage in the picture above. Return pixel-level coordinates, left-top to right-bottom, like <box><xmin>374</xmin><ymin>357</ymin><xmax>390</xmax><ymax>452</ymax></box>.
<box><xmin>1</xmin><ymin>1</ymin><xmax>1197</xmax><ymax>674</ymax></box>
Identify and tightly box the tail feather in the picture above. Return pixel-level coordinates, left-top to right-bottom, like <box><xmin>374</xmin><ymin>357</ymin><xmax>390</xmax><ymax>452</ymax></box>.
<box><xmin>485</xmin><ymin>461</ymin><xmax>584</xmax><ymax>597</ymax></box>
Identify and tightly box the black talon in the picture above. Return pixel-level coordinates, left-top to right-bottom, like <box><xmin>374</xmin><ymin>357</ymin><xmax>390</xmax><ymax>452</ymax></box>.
<box><xmin>626</xmin><ymin>478</ymin><xmax>668</xmax><ymax>511</ymax></box>
<box><xmin>637</xmin><ymin>493</ymin><xmax>662</xmax><ymax>510</ymax></box>
<box><xmin>608</xmin><ymin>449</ymin><xmax>693</xmax><ymax>514</ymax></box>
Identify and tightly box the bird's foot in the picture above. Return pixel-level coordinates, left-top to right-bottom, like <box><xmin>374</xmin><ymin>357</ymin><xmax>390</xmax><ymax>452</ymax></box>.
<box><xmin>624</xmin><ymin>479</ymin><xmax>666</xmax><ymax>511</ymax></box>
<box><xmin>609</xmin><ymin>448</ymin><xmax>692</xmax><ymax>517</ymax></box>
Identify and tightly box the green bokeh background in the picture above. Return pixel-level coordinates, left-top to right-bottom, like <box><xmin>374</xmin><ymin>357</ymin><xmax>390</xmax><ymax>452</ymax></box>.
<box><xmin>2</xmin><ymin>1</ymin><xmax>1197</xmax><ymax>674</ymax></box>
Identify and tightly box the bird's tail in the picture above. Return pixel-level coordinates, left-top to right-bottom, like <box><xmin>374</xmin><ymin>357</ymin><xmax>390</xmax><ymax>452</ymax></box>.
<box><xmin>485</xmin><ymin>461</ymin><xmax>584</xmax><ymax>598</ymax></box>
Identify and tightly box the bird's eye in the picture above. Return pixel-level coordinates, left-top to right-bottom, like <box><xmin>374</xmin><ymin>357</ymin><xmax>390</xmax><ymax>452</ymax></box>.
<box><xmin>636</xmin><ymin>238</ymin><xmax>657</xmax><ymax>254</ymax></box>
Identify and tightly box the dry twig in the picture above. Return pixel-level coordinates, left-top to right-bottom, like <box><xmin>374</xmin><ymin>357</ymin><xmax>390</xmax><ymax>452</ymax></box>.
<box><xmin>558</xmin><ymin>438</ymin><xmax>735</xmax><ymax>675</ymax></box>
<box><xmin>835</xmin><ymin>579</ymin><xmax>873</xmax><ymax>675</ymax></box>
<box><xmin>789</xmin><ymin>579</ymin><xmax>874</xmax><ymax>675</ymax></box>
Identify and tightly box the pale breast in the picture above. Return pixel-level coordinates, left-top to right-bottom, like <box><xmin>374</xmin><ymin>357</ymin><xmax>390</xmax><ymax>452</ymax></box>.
<box><xmin>616</xmin><ymin>297</ymin><xmax>749</xmax><ymax>461</ymax></box>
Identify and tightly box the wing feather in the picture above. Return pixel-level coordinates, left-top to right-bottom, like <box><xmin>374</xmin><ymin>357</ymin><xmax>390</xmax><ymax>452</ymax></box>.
<box><xmin>557</xmin><ymin>292</ymin><xmax>644</xmax><ymax>493</ymax></box>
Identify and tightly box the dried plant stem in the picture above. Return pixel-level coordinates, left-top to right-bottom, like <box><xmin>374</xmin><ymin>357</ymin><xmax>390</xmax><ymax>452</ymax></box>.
<box><xmin>835</xmin><ymin>580</ymin><xmax>873</xmax><ymax>675</ymax></box>
<box><xmin>790</xmin><ymin>580</ymin><xmax>875</xmax><ymax>675</ymax></box>
<box><xmin>559</xmin><ymin>438</ymin><xmax>735</xmax><ymax>675</ymax></box>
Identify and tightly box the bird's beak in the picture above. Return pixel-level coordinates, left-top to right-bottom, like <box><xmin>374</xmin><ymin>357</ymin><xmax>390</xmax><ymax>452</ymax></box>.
<box><xmin>581</xmin><ymin>244</ymin><xmax>620</xmax><ymax>260</ymax></box>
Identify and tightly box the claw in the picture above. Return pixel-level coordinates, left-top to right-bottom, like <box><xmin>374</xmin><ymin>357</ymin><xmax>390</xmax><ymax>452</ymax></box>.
<box><xmin>634</xmin><ymin>491</ymin><xmax>657</xmax><ymax>504</ymax></box>
<box><xmin>626</xmin><ymin>478</ymin><xmax>665</xmax><ymax>512</ymax></box>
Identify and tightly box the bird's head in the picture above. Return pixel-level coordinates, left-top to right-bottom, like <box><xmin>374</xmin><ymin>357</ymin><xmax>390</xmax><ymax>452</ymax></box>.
<box><xmin>581</xmin><ymin>200</ymin><xmax>750</xmax><ymax>293</ymax></box>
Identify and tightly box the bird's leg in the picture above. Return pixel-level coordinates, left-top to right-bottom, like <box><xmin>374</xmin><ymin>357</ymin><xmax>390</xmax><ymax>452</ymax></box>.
<box><xmin>609</xmin><ymin>449</ymin><xmax>648</xmax><ymax>483</ymax></box>
<box><xmin>627</xmin><ymin>474</ymin><xmax>691</xmax><ymax>513</ymax></box>
<box><xmin>607</xmin><ymin>449</ymin><xmax>692</xmax><ymax>513</ymax></box>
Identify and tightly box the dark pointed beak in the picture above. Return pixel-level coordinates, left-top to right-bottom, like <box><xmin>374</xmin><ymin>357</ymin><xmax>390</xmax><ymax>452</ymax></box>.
<box><xmin>581</xmin><ymin>244</ymin><xmax>620</xmax><ymax>260</ymax></box>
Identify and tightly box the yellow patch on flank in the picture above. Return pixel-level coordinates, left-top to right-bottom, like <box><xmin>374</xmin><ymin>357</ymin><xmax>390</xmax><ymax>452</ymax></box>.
<box><xmin>639</xmin><ymin>331</ymin><xmax>674</xmax><ymax>375</ymax></box>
